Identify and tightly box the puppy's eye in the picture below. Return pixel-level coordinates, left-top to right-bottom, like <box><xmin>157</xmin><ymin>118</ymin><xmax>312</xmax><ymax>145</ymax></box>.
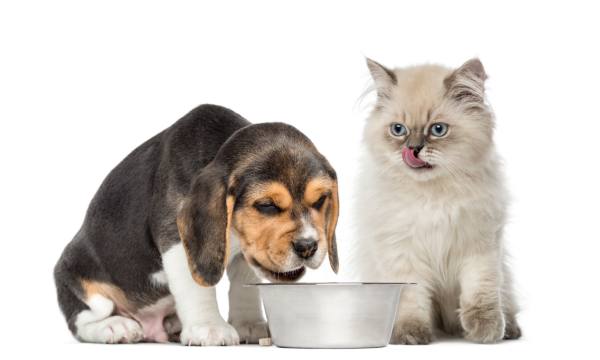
<box><xmin>312</xmin><ymin>195</ymin><xmax>327</xmax><ymax>210</ymax></box>
<box><xmin>390</xmin><ymin>123</ymin><xmax>407</xmax><ymax>137</ymax></box>
<box><xmin>254</xmin><ymin>201</ymin><xmax>281</xmax><ymax>215</ymax></box>
<box><xmin>430</xmin><ymin>123</ymin><xmax>449</xmax><ymax>137</ymax></box>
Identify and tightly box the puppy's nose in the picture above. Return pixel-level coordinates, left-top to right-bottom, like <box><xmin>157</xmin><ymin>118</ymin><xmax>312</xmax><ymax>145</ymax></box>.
<box><xmin>292</xmin><ymin>238</ymin><xmax>318</xmax><ymax>259</ymax></box>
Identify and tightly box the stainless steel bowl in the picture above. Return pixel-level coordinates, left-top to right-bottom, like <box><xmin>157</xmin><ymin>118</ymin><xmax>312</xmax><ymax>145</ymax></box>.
<box><xmin>250</xmin><ymin>282</ymin><xmax>414</xmax><ymax>348</ymax></box>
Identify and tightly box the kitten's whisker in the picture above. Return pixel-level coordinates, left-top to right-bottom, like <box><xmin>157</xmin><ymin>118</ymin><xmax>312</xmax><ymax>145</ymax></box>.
<box><xmin>427</xmin><ymin>153</ymin><xmax>474</xmax><ymax>196</ymax></box>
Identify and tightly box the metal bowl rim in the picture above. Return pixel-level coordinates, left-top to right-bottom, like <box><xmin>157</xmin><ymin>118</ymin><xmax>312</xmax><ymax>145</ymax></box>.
<box><xmin>244</xmin><ymin>282</ymin><xmax>416</xmax><ymax>287</ymax></box>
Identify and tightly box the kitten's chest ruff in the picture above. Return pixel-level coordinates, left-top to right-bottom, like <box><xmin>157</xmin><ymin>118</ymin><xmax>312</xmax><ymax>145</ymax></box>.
<box><xmin>401</xmin><ymin>197</ymin><xmax>469</xmax><ymax>250</ymax></box>
<box><xmin>378</xmin><ymin>187</ymin><xmax>469</xmax><ymax>234</ymax></box>
<box><xmin>370</xmin><ymin>181</ymin><xmax>499</xmax><ymax>264</ymax></box>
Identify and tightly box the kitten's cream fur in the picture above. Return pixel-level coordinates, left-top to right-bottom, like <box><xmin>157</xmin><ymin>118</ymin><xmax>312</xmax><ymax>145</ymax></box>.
<box><xmin>351</xmin><ymin>58</ymin><xmax>521</xmax><ymax>344</ymax></box>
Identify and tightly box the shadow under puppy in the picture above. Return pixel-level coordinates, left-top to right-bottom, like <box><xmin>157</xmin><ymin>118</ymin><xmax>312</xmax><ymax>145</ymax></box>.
<box><xmin>54</xmin><ymin>104</ymin><xmax>339</xmax><ymax>345</ymax></box>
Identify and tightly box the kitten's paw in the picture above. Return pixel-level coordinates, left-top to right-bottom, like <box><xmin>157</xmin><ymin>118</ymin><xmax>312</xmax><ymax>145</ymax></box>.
<box><xmin>460</xmin><ymin>304</ymin><xmax>505</xmax><ymax>343</ymax></box>
<box><xmin>390</xmin><ymin>318</ymin><xmax>433</xmax><ymax>345</ymax></box>
<box><xmin>180</xmin><ymin>321</ymin><xmax>240</xmax><ymax>346</ymax></box>
<box><xmin>230</xmin><ymin>320</ymin><xmax>269</xmax><ymax>344</ymax></box>
<box><xmin>78</xmin><ymin>316</ymin><xmax>143</xmax><ymax>344</ymax></box>
<box><xmin>503</xmin><ymin>317</ymin><xmax>522</xmax><ymax>340</ymax></box>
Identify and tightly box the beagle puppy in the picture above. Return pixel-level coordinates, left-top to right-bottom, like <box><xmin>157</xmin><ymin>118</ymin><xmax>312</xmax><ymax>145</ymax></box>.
<box><xmin>54</xmin><ymin>104</ymin><xmax>339</xmax><ymax>345</ymax></box>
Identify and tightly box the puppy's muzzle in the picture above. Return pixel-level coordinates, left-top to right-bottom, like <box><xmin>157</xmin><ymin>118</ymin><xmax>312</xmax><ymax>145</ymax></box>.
<box><xmin>292</xmin><ymin>238</ymin><xmax>318</xmax><ymax>259</ymax></box>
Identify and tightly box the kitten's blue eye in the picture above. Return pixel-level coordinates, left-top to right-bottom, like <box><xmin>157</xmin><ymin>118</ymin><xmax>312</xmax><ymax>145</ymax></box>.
<box><xmin>430</xmin><ymin>123</ymin><xmax>449</xmax><ymax>137</ymax></box>
<box><xmin>390</xmin><ymin>123</ymin><xmax>407</xmax><ymax>136</ymax></box>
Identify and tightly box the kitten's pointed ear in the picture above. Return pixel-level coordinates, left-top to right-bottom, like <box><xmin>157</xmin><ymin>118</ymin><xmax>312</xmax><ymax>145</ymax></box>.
<box><xmin>444</xmin><ymin>58</ymin><xmax>487</xmax><ymax>104</ymax></box>
<box><xmin>458</xmin><ymin>58</ymin><xmax>487</xmax><ymax>81</ymax></box>
<box><xmin>366</xmin><ymin>58</ymin><xmax>397</xmax><ymax>98</ymax></box>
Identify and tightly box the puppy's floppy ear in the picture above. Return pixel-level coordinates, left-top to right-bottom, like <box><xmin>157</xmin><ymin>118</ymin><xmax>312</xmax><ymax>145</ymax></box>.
<box><xmin>444</xmin><ymin>58</ymin><xmax>488</xmax><ymax>105</ymax></box>
<box><xmin>325</xmin><ymin>181</ymin><xmax>340</xmax><ymax>273</ymax></box>
<box><xmin>176</xmin><ymin>162</ymin><xmax>234</xmax><ymax>287</ymax></box>
<box><xmin>366</xmin><ymin>57</ymin><xmax>397</xmax><ymax>100</ymax></box>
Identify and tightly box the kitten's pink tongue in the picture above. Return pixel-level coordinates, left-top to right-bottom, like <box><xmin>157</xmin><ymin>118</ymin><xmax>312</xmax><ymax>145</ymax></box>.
<box><xmin>402</xmin><ymin>147</ymin><xmax>428</xmax><ymax>168</ymax></box>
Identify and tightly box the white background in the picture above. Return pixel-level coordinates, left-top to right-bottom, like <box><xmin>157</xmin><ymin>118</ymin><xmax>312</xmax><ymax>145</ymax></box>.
<box><xmin>1</xmin><ymin>0</ymin><xmax>599</xmax><ymax>358</ymax></box>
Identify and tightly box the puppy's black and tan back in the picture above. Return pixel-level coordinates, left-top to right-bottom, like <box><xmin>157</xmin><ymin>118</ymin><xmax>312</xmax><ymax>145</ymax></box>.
<box><xmin>54</xmin><ymin>105</ymin><xmax>249</xmax><ymax>337</ymax></box>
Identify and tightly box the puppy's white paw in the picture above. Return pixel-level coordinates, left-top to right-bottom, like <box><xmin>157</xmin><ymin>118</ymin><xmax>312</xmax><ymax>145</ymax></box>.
<box><xmin>230</xmin><ymin>320</ymin><xmax>269</xmax><ymax>344</ymax></box>
<box><xmin>79</xmin><ymin>316</ymin><xmax>143</xmax><ymax>344</ymax></box>
<box><xmin>180</xmin><ymin>321</ymin><xmax>240</xmax><ymax>346</ymax></box>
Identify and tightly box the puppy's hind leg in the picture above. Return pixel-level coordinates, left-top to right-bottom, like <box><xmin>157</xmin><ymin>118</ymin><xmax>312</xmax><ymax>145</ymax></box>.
<box><xmin>164</xmin><ymin>314</ymin><xmax>182</xmax><ymax>342</ymax></box>
<box><xmin>75</xmin><ymin>296</ymin><xmax>144</xmax><ymax>344</ymax></box>
<box><xmin>54</xmin><ymin>269</ymin><xmax>143</xmax><ymax>344</ymax></box>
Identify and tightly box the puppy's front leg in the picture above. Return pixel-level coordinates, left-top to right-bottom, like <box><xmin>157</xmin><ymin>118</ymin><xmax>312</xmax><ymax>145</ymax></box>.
<box><xmin>227</xmin><ymin>254</ymin><xmax>269</xmax><ymax>344</ymax></box>
<box><xmin>163</xmin><ymin>243</ymin><xmax>239</xmax><ymax>346</ymax></box>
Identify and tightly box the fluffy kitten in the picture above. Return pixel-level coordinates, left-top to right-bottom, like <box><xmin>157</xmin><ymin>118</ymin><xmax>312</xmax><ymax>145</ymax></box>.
<box><xmin>352</xmin><ymin>58</ymin><xmax>521</xmax><ymax>344</ymax></box>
